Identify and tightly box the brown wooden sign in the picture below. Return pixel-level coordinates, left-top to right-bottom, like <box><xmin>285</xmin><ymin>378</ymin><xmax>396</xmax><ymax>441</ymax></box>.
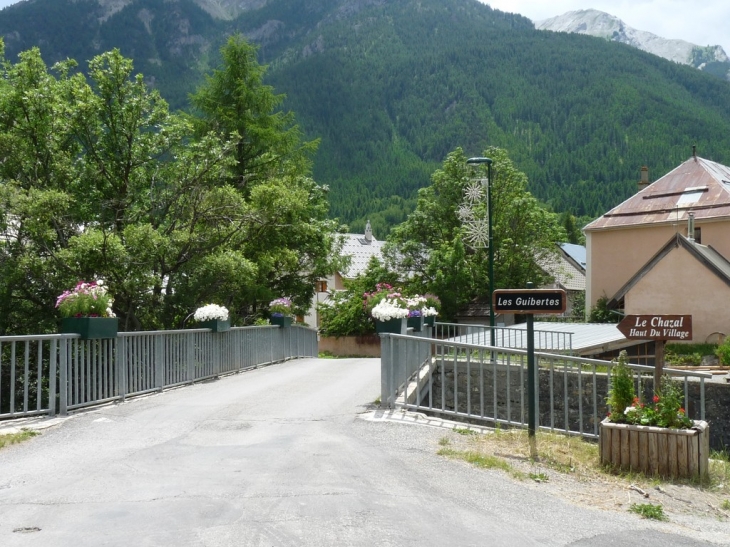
<box><xmin>616</xmin><ymin>314</ymin><xmax>692</xmax><ymax>341</ymax></box>
<box><xmin>493</xmin><ymin>289</ymin><xmax>567</xmax><ymax>314</ymax></box>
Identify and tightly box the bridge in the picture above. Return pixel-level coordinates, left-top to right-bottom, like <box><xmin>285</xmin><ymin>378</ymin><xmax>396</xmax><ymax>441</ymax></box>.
<box><xmin>0</xmin><ymin>326</ymin><xmax>722</xmax><ymax>545</ymax></box>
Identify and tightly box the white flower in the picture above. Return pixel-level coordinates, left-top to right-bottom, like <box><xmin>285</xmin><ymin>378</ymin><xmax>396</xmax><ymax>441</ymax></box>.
<box><xmin>194</xmin><ymin>304</ymin><xmax>229</xmax><ymax>322</ymax></box>
<box><xmin>624</xmin><ymin>406</ymin><xmax>638</xmax><ymax>415</ymax></box>
<box><xmin>422</xmin><ymin>306</ymin><xmax>439</xmax><ymax>317</ymax></box>
<box><xmin>371</xmin><ymin>299</ymin><xmax>408</xmax><ymax>321</ymax></box>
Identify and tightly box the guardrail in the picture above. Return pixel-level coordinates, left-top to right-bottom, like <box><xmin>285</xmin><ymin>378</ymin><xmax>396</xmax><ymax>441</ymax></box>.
<box><xmin>434</xmin><ymin>322</ymin><xmax>573</xmax><ymax>353</ymax></box>
<box><xmin>0</xmin><ymin>325</ymin><xmax>317</xmax><ymax>419</ymax></box>
<box><xmin>380</xmin><ymin>333</ymin><xmax>709</xmax><ymax>440</ymax></box>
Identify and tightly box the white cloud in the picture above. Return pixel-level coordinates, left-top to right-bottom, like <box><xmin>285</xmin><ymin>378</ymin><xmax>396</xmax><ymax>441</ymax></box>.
<box><xmin>482</xmin><ymin>0</ymin><xmax>730</xmax><ymax>54</ymax></box>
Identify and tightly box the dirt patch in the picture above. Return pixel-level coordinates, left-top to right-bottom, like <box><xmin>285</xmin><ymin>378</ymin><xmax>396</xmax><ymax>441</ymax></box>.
<box><xmin>438</xmin><ymin>427</ymin><xmax>730</xmax><ymax>522</ymax></box>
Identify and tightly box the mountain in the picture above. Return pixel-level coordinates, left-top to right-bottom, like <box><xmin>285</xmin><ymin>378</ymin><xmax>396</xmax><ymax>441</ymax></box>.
<box><xmin>536</xmin><ymin>9</ymin><xmax>730</xmax><ymax>80</ymax></box>
<box><xmin>3</xmin><ymin>0</ymin><xmax>730</xmax><ymax>236</ymax></box>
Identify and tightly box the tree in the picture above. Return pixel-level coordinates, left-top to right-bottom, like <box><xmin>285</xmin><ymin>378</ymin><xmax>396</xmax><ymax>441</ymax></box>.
<box><xmin>189</xmin><ymin>34</ymin><xmax>318</xmax><ymax>191</ymax></box>
<box><xmin>0</xmin><ymin>44</ymin><xmax>339</xmax><ymax>333</ymax></box>
<box><xmin>385</xmin><ymin>147</ymin><xmax>566</xmax><ymax>320</ymax></box>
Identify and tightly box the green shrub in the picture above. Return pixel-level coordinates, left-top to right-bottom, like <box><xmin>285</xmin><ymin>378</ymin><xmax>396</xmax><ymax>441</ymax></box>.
<box><xmin>606</xmin><ymin>350</ymin><xmax>635</xmax><ymax>421</ymax></box>
<box><xmin>716</xmin><ymin>338</ymin><xmax>730</xmax><ymax>366</ymax></box>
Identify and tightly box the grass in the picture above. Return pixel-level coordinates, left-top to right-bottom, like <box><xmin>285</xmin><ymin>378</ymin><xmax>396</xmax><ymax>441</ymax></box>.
<box><xmin>435</xmin><ymin>426</ymin><xmax>730</xmax><ymax>520</ymax></box>
<box><xmin>0</xmin><ymin>429</ymin><xmax>39</xmax><ymax>450</ymax></box>
<box><xmin>453</xmin><ymin>427</ymin><xmax>479</xmax><ymax>436</ymax></box>
<box><xmin>629</xmin><ymin>503</ymin><xmax>668</xmax><ymax>521</ymax></box>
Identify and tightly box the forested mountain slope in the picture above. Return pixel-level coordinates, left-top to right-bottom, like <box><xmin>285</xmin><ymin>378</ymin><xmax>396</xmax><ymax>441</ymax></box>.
<box><xmin>2</xmin><ymin>0</ymin><xmax>730</xmax><ymax>235</ymax></box>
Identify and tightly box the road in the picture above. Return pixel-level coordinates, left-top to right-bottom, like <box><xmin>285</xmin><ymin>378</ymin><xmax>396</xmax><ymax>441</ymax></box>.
<box><xmin>0</xmin><ymin>357</ymin><xmax>727</xmax><ymax>546</ymax></box>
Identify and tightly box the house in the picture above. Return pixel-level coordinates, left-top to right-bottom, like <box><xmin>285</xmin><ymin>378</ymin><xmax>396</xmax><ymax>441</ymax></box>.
<box><xmin>584</xmin><ymin>153</ymin><xmax>730</xmax><ymax>342</ymax></box>
<box><xmin>304</xmin><ymin>221</ymin><xmax>385</xmax><ymax>327</ymax></box>
<box><xmin>457</xmin><ymin>242</ymin><xmax>586</xmax><ymax>324</ymax></box>
<box><xmin>608</xmin><ymin>233</ymin><xmax>730</xmax><ymax>343</ymax></box>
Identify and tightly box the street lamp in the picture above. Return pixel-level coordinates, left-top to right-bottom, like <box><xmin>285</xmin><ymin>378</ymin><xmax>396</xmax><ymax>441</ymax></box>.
<box><xmin>466</xmin><ymin>157</ymin><xmax>495</xmax><ymax>348</ymax></box>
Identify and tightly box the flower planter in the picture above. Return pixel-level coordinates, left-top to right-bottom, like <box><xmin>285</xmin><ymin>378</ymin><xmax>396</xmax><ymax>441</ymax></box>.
<box><xmin>424</xmin><ymin>316</ymin><xmax>436</xmax><ymax>328</ymax></box>
<box><xmin>60</xmin><ymin>317</ymin><xmax>118</xmax><ymax>340</ymax></box>
<box><xmin>200</xmin><ymin>319</ymin><xmax>230</xmax><ymax>333</ymax></box>
<box><xmin>376</xmin><ymin>318</ymin><xmax>406</xmax><ymax>335</ymax></box>
<box><xmin>270</xmin><ymin>315</ymin><xmax>293</xmax><ymax>328</ymax></box>
<box><xmin>407</xmin><ymin>316</ymin><xmax>424</xmax><ymax>332</ymax></box>
<box><xmin>599</xmin><ymin>418</ymin><xmax>709</xmax><ymax>479</ymax></box>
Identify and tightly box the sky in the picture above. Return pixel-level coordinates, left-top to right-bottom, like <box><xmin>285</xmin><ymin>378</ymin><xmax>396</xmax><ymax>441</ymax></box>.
<box><xmin>481</xmin><ymin>0</ymin><xmax>730</xmax><ymax>54</ymax></box>
<box><xmin>0</xmin><ymin>0</ymin><xmax>727</xmax><ymax>55</ymax></box>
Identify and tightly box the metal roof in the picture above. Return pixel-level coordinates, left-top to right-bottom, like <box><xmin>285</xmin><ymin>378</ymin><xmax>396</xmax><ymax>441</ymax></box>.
<box><xmin>539</xmin><ymin>250</ymin><xmax>586</xmax><ymax>291</ymax></box>
<box><xmin>585</xmin><ymin>156</ymin><xmax>730</xmax><ymax>231</ymax></box>
<box><xmin>559</xmin><ymin>243</ymin><xmax>586</xmax><ymax>270</ymax></box>
<box><xmin>449</xmin><ymin>321</ymin><xmax>631</xmax><ymax>355</ymax></box>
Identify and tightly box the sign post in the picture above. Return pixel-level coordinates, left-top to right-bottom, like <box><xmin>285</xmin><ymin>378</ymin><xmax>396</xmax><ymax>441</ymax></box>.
<box><xmin>493</xmin><ymin>286</ymin><xmax>567</xmax><ymax>456</ymax></box>
<box><xmin>616</xmin><ymin>314</ymin><xmax>693</xmax><ymax>393</ymax></box>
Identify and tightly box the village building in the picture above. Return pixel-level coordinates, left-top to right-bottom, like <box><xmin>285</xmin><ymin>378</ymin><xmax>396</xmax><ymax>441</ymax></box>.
<box><xmin>304</xmin><ymin>220</ymin><xmax>384</xmax><ymax>327</ymax></box>
<box><xmin>584</xmin><ymin>153</ymin><xmax>730</xmax><ymax>343</ymax></box>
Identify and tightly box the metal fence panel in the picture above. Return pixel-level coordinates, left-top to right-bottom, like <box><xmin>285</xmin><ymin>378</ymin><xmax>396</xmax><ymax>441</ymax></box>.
<box><xmin>381</xmin><ymin>333</ymin><xmax>709</xmax><ymax>441</ymax></box>
<box><xmin>0</xmin><ymin>325</ymin><xmax>317</xmax><ymax>420</ymax></box>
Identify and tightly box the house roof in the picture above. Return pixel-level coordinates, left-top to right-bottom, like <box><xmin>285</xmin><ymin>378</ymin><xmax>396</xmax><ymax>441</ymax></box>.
<box><xmin>585</xmin><ymin>156</ymin><xmax>730</xmax><ymax>231</ymax></box>
<box><xmin>559</xmin><ymin>243</ymin><xmax>586</xmax><ymax>271</ymax></box>
<box><xmin>448</xmin><ymin>321</ymin><xmax>634</xmax><ymax>355</ymax></box>
<box><xmin>339</xmin><ymin>224</ymin><xmax>385</xmax><ymax>279</ymax></box>
<box><xmin>608</xmin><ymin>233</ymin><xmax>730</xmax><ymax>307</ymax></box>
<box><xmin>539</xmin><ymin>244</ymin><xmax>586</xmax><ymax>291</ymax></box>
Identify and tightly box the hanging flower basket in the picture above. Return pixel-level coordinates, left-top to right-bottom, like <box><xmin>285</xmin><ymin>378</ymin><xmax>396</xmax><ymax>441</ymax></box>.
<box><xmin>200</xmin><ymin>319</ymin><xmax>230</xmax><ymax>333</ymax></box>
<box><xmin>270</xmin><ymin>314</ymin><xmax>293</xmax><ymax>328</ymax></box>
<box><xmin>61</xmin><ymin>317</ymin><xmax>118</xmax><ymax>340</ymax></box>
<box><xmin>376</xmin><ymin>318</ymin><xmax>406</xmax><ymax>334</ymax></box>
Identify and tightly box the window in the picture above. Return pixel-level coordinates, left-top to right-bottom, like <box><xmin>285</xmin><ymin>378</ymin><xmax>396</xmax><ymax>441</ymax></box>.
<box><xmin>316</xmin><ymin>280</ymin><xmax>328</xmax><ymax>292</ymax></box>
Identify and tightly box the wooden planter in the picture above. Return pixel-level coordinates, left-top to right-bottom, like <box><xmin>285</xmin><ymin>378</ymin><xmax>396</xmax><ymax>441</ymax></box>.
<box><xmin>599</xmin><ymin>419</ymin><xmax>709</xmax><ymax>479</ymax></box>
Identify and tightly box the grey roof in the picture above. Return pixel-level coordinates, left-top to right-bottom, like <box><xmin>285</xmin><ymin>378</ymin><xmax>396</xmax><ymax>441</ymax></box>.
<box><xmin>449</xmin><ymin>321</ymin><xmax>632</xmax><ymax>355</ymax></box>
<box><xmin>339</xmin><ymin>233</ymin><xmax>385</xmax><ymax>279</ymax></box>
<box><xmin>539</xmin><ymin>249</ymin><xmax>586</xmax><ymax>291</ymax></box>
<box><xmin>559</xmin><ymin>243</ymin><xmax>586</xmax><ymax>271</ymax></box>
<box><xmin>609</xmin><ymin>233</ymin><xmax>730</xmax><ymax>307</ymax></box>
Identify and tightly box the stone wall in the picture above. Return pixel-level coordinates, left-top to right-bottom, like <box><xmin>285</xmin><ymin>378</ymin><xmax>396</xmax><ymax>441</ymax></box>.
<box><xmin>429</xmin><ymin>362</ymin><xmax>730</xmax><ymax>450</ymax></box>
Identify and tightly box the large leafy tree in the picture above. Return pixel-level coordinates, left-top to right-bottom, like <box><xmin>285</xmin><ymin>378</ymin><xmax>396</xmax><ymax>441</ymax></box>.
<box><xmin>0</xmin><ymin>41</ymin><xmax>337</xmax><ymax>334</ymax></box>
<box><xmin>385</xmin><ymin>147</ymin><xmax>566</xmax><ymax>320</ymax></box>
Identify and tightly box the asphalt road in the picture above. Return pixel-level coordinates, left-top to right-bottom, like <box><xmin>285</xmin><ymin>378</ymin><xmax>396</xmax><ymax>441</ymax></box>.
<box><xmin>0</xmin><ymin>357</ymin><xmax>727</xmax><ymax>546</ymax></box>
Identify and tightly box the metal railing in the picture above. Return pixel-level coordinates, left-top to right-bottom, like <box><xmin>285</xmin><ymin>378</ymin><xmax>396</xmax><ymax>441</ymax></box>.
<box><xmin>1</xmin><ymin>325</ymin><xmax>317</xmax><ymax>419</ymax></box>
<box><xmin>434</xmin><ymin>322</ymin><xmax>573</xmax><ymax>353</ymax></box>
<box><xmin>380</xmin><ymin>334</ymin><xmax>709</xmax><ymax>440</ymax></box>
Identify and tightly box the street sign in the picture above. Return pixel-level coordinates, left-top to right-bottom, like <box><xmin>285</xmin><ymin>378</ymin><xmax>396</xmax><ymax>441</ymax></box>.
<box><xmin>616</xmin><ymin>315</ymin><xmax>692</xmax><ymax>341</ymax></box>
<box><xmin>492</xmin><ymin>289</ymin><xmax>567</xmax><ymax>314</ymax></box>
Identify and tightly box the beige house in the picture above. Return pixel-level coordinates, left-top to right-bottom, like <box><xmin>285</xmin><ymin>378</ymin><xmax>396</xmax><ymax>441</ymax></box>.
<box><xmin>584</xmin><ymin>154</ymin><xmax>730</xmax><ymax>342</ymax></box>
<box><xmin>608</xmin><ymin>233</ymin><xmax>730</xmax><ymax>342</ymax></box>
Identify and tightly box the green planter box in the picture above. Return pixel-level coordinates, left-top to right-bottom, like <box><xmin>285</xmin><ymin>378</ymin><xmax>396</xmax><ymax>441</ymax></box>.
<box><xmin>424</xmin><ymin>316</ymin><xmax>436</xmax><ymax>327</ymax></box>
<box><xmin>60</xmin><ymin>317</ymin><xmax>118</xmax><ymax>340</ymax></box>
<box><xmin>407</xmin><ymin>316</ymin><xmax>424</xmax><ymax>332</ymax></box>
<box><xmin>376</xmin><ymin>318</ymin><xmax>406</xmax><ymax>335</ymax></box>
<box><xmin>270</xmin><ymin>315</ymin><xmax>293</xmax><ymax>328</ymax></box>
<box><xmin>200</xmin><ymin>319</ymin><xmax>230</xmax><ymax>333</ymax></box>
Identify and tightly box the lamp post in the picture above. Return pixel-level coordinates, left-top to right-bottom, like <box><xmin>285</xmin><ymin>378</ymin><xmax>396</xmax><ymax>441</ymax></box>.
<box><xmin>466</xmin><ymin>157</ymin><xmax>495</xmax><ymax>348</ymax></box>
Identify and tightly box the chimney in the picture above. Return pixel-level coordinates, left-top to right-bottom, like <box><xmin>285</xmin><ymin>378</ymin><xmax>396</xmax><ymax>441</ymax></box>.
<box><xmin>364</xmin><ymin>220</ymin><xmax>373</xmax><ymax>243</ymax></box>
<box><xmin>688</xmin><ymin>212</ymin><xmax>695</xmax><ymax>243</ymax></box>
<box><xmin>638</xmin><ymin>166</ymin><xmax>650</xmax><ymax>191</ymax></box>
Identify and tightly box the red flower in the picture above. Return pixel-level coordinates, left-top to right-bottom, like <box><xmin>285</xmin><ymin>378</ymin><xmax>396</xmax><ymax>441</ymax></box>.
<box><xmin>679</xmin><ymin>408</ymin><xmax>685</xmax><ymax>414</ymax></box>
<box><xmin>653</xmin><ymin>395</ymin><xmax>660</xmax><ymax>403</ymax></box>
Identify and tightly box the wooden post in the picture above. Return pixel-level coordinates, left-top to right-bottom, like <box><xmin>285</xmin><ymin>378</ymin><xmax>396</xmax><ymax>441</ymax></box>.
<box><xmin>654</xmin><ymin>339</ymin><xmax>665</xmax><ymax>395</ymax></box>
